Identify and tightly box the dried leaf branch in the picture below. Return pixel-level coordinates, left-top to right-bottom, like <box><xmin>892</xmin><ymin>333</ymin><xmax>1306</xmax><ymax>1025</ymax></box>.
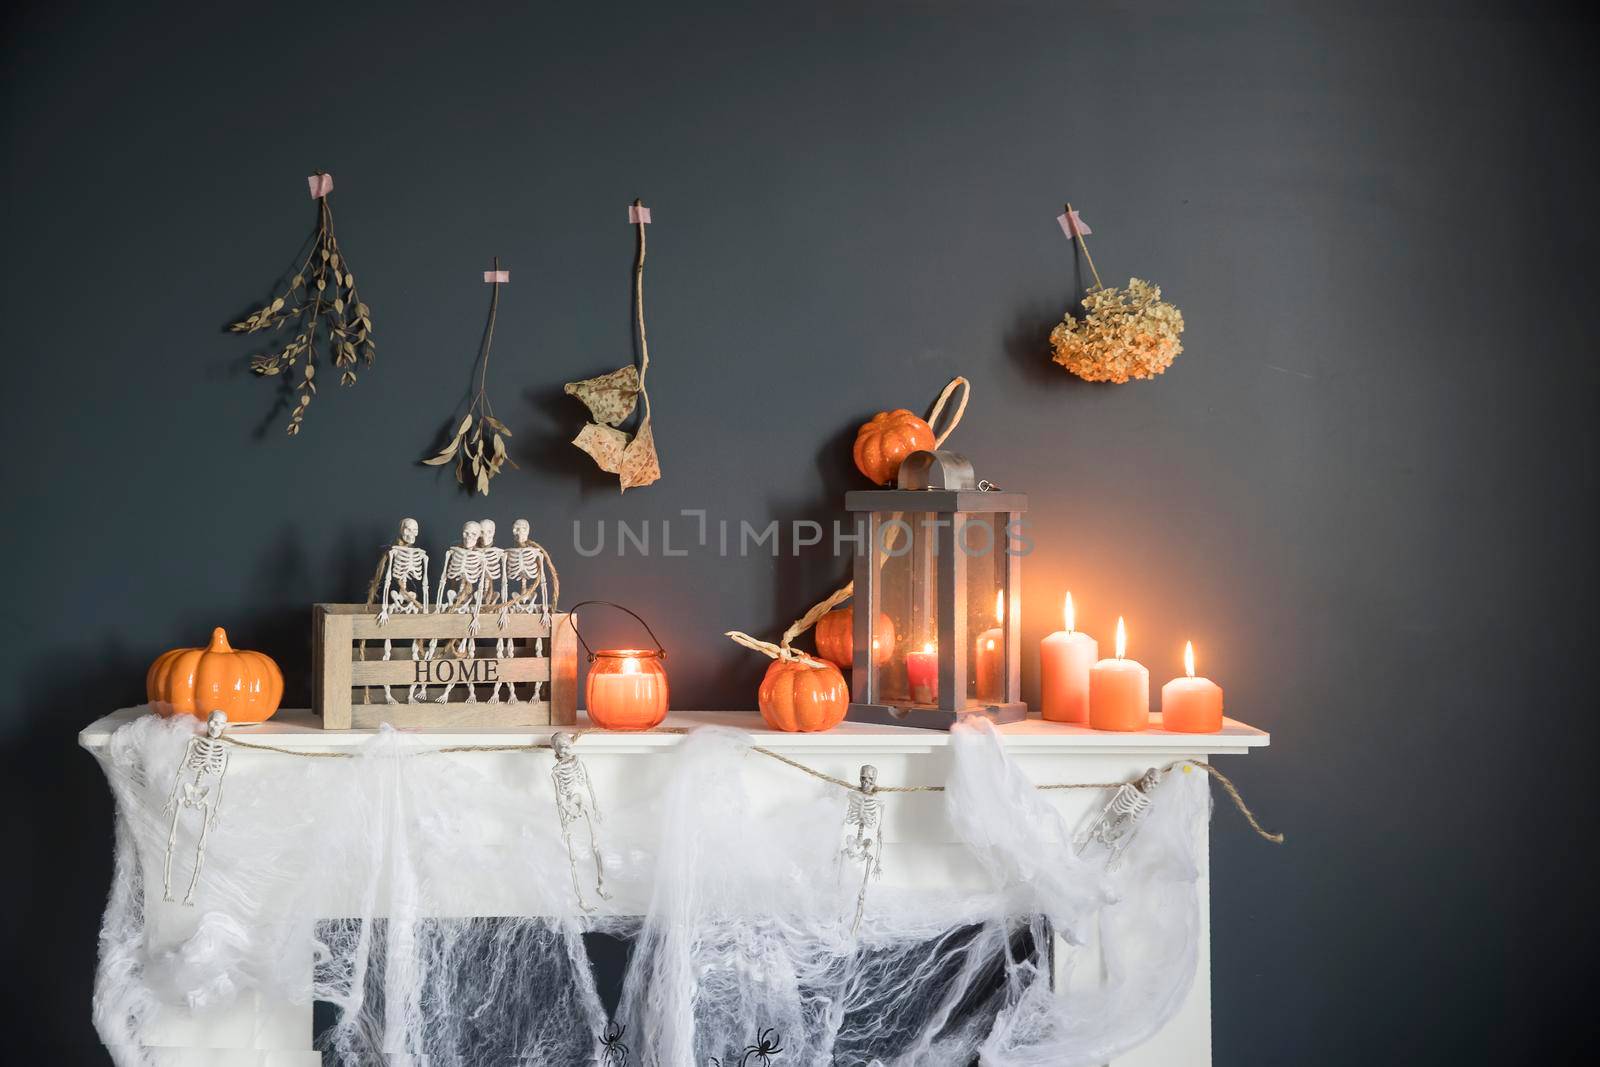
<box><xmin>422</xmin><ymin>257</ymin><xmax>518</xmax><ymax>495</ymax></box>
<box><xmin>230</xmin><ymin>173</ymin><xmax>375</xmax><ymax>434</ymax></box>
<box><xmin>565</xmin><ymin>198</ymin><xmax>662</xmax><ymax>491</ymax></box>
<box><xmin>1049</xmin><ymin>201</ymin><xmax>1184</xmax><ymax>383</ymax></box>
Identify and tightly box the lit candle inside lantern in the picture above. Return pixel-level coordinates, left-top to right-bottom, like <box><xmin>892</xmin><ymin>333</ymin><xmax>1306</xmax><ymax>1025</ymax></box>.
<box><xmin>1088</xmin><ymin>616</ymin><xmax>1149</xmax><ymax>732</ymax></box>
<box><xmin>975</xmin><ymin>590</ymin><xmax>1005</xmax><ymax>703</ymax></box>
<box><xmin>1160</xmin><ymin>641</ymin><xmax>1224</xmax><ymax>733</ymax></box>
<box><xmin>1040</xmin><ymin>592</ymin><xmax>1098</xmax><ymax>723</ymax></box>
<box><xmin>906</xmin><ymin>641</ymin><xmax>938</xmax><ymax>704</ymax></box>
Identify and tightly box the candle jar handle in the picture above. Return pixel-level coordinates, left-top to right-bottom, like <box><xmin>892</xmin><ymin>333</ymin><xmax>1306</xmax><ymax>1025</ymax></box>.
<box><xmin>565</xmin><ymin>600</ymin><xmax>668</xmax><ymax>662</ymax></box>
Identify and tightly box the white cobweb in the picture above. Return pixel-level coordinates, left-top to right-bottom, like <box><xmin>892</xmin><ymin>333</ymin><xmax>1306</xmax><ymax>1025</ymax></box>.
<box><xmin>91</xmin><ymin>714</ymin><xmax>1209</xmax><ymax>1066</ymax></box>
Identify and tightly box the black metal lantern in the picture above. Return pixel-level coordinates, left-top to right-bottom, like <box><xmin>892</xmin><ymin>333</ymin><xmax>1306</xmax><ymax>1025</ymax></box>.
<box><xmin>845</xmin><ymin>450</ymin><xmax>1027</xmax><ymax>729</ymax></box>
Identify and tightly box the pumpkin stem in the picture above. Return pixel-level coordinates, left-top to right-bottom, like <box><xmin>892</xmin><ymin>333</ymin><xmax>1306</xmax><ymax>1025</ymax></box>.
<box><xmin>207</xmin><ymin>627</ymin><xmax>234</xmax><ymax>654</ymax></box>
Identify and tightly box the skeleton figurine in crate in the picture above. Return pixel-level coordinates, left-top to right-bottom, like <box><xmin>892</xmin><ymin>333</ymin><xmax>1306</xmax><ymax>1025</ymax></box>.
<box><xmin>367</xmin><ymin>517</ymin><xmax>431</xmax><ymax>704</ymax></box>
<box><xmin>432</xmin><ymin>520</ymin><xmax>488</xmax><ymax>703</ymax></box>
<box><xmin>163</xmin><ymin>711</ymin><xmax>231</xmax><ymax>906</ymax></box>
<box><xmin>550</xmin><ymin>732</ymin><xmax>610</xmax><ymax>911</ymax></box>
<box><xmin>491</xmin><ymin>518</ymin><xmax>552</xmax><ymax>703</ymax></box>
<box><xmin>838</xmin><ymin>764</ymin><xmax>885</xmax><ymax>934</ymax></box>
<box><xmin>1074</xmin><ymin>768</ymin><xmax>1164</xmax><ymax>872</ymax></box>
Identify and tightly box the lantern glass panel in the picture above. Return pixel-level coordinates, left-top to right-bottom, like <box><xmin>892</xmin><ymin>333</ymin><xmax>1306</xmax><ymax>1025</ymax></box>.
<box><xmin>965</xmin><ymin>514</ymin><xmax>1008</xmax><ymax>706</ymax></box>
<box><xmin>871</xmin><ymin>511</ymin><xmax>938</xmax><ymax>706</ymax></box>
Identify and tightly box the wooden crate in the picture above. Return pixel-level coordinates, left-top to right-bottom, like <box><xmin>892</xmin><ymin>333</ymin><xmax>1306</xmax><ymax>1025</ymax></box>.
<box><xmin>312</xmin><ymin>604</ymin><xmax>577</xmax><ymax>729</ymax></box>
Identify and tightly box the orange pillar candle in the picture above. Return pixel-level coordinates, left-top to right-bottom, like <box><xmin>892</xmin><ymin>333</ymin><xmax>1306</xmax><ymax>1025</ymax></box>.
<box><xmin>1160</xmin><ymin>641</ymin><xmax>1224</xmax><ymax>733</ymax></box>
<box><xmin>1040</xmin><ymin>592</ymin><xmax>1098</xmax><ymax>723</ymax></box>
<box><xmin>975</xmin><ymin>591</ymin><xmax>1006</xmax><ymax>703</ymax></box>
<box><xmin>1088</xmin><ymin>617</ymin><xmax>1149</xmax><ymax>732</ymax></box>
<box><xmin>906</xmin><ymin>642</ymin><xmax>938</xmax><ymax>703</ymax></box>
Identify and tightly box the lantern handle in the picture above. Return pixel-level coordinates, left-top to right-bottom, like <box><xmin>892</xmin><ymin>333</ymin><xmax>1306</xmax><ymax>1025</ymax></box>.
<box><xmin>565</xmin><ymin>600</ymin><xmax>667</xmax><ymax>662</ymax></box>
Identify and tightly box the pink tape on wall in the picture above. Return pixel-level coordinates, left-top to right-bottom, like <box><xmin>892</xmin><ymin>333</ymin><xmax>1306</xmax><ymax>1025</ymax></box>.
<box><xmin>483</xmin><ymin>270</ymin><xmax>511</xmax><ymax>283</ymax></box>
<box><xmin>307</xmin><ymin>173</ymin><xmax>334</xmax><ymax>199</ymax></box>
<box><xmin>629</xmin><ymin>204</ymin><xmax>652</xmax><ymax>224</ymax></box>
<box><xmin>1056</xmin><ymin>209</ymin><xmax>1091</xmax><ymax>238</ymax></box>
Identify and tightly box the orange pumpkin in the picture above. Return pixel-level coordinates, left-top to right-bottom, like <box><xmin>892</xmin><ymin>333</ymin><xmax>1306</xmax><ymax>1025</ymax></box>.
<box><xmin>814</xmin><ymin>606</ymin><xmax>895</xmax><ymax>669</ymax></box>
<box><xmin>852</xmin><ymin>409</ymin><xmax>935</xmax><ymax>485</ymax></box>
<box><xmin>146</xmin><ymin>627</ymin><xmax>284</xmax><ymax>723</ymax></box>
<box><xmin>758</xmin><ymin>658</ymin><xmax>849</xmax><ymax>732</ymax></box>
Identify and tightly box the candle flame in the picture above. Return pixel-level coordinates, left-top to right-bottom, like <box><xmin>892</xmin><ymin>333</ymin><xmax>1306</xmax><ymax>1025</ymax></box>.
<box><xmin>995</xmin><ymin>590</ymin><xmax>1005</xmax><ymax>626</ymax></box>
<box><xmin>1184</xmin><ymin>641</ymin><xmax>1195</xmax><ymax>678</ymax></box>
<box><xmin>1063</xmin><ymin>591</ymin><xmax>1075</xmax><ymax>633</ymax></box>
<box><xmin>921</xmin><ymin>641</ymin><xmax>935</xmax><ymax>655</ymax></box>
<box><xmin>984</xmin><ymin>638</ymin><xmax>996</xmax><ymax>651</ymax></box>
<box><xmin>621</xmin><ymin>655</ymin><xmax>641</xmax><ymax>675</ymax></box>
<box><xmin>1115</xmin><ymin>616</ymin><xmax>1127</xmax><ymax>660</ymax></box>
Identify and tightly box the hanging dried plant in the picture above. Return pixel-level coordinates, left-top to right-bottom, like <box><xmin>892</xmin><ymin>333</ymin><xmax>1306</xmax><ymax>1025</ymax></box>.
<box><xmin>422</xmin><ymin>258</ymin><xmax>519</xmax><ymax>495</ymax></box>
<box><xmin>565</xmin><ymin>198</ymin><xmax>662</xmax><ymax>491</ymax></box>
<box><xmin>230</xmin><ymin>172</ymin><xmax>375</xmax><ymax>434</ymax></box>
<box><xmin>1048</xmin><ymin>202</ymin><xmax>1184</xmax><ymax>383</ymax></box>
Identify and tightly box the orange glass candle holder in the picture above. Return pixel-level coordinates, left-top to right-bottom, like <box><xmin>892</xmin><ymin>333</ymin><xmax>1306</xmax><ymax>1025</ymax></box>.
<box><xmin>570</xmin><ymin>602</ymin><xmax>670</xmax><ymax>731</ymax></box>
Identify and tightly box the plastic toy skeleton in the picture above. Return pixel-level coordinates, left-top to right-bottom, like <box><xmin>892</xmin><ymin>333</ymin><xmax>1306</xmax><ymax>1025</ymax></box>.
<box><xmin>163</xmin><ymin>711</ymin><xmax>231</xmax><ymax>906</ymax></box>
<box><xmin>370</xmin><ymin>518</ymin><xmax>430</xmax><ymax>703</ymax></box>
<box><xmin>433</xmin><ymin>521</ymin><xmax>487</xmax><ymax>703</ymax></box>
<box><xmin>1074</xmin><ymin>768</ymin><xmax>1164</xmax><ymax>871</ymax></box>
<box><xmin>838</xmin><ymin>764</ymin><xmax>885</xmax><ymax>934</ymax></box>
<box><xmin>550</xmin><ymin>732</ymin><xmax>610</xmax><ymax>912</ymax></box>
<box><xmin>491</xmin><ymin>518</ymin><xmax>551</xmax><ymax>703</ymax></box>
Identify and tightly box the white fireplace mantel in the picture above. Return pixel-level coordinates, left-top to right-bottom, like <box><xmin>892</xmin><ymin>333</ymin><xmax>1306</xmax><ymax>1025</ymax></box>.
<box><xmin>80</xmin><ymin>708</ymin><xmax>1269</xmax><ymax>1066</ymax></box>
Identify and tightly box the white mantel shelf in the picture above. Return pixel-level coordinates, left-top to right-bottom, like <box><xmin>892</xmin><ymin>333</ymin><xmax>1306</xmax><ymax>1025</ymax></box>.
<box><xmin>80</xmin><ymin>707</ymin><xmax>1269</xmax><ymax>757</ymax></box>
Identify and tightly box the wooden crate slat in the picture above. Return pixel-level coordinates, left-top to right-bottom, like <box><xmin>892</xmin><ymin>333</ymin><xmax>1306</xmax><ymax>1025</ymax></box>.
<box><xmin>347</xmin><ymin>700</ymin><xmax>553</xmax><ymax>729</ymax></box>
<box><xmin>349</xmin><ymin>657</ymin><xmax>551</xmax><ymax>686</ymax></box>
<box><xmin>347</xmin><ymin>614</ymin><xmax>551</xmax><ymax>641</ymax></box>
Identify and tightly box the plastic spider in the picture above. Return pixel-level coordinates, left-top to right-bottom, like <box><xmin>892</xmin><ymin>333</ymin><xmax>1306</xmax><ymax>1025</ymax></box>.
<box><xmin>599</xmin><ymin>1020</ymin><xmax>629</xmax><ymax>1066</ymax></box>
<box><xmin>739</xmin><ymin>1028</ymin><xmax>784</xmax><ymax>1066</ymax></box>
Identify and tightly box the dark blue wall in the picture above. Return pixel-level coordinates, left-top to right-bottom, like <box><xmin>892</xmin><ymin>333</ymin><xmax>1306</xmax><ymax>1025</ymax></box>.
<box><xmin>4</xmin><ymin>0</ymin><xmax>1595</xmax><ymax>1060</ymax></box>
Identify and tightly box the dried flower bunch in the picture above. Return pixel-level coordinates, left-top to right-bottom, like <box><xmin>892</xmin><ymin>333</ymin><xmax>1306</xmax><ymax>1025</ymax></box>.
<box><xmin>422</xmin><ymin>258</ymin><xmax>518</xmax><ymax>495</ymax></box>
<box><xmin>565</xmin><ymin>198</ymin><xmax>662</xmax><ymax>491</ymax></box>
<box><xmin>230</xmin><ymin>172</ymin><xmax>374</xmax><ymax>434</ymax></box>
<box><xmin>1048</xmin><ymin>202</ymin><xmax>1183</xmax><ymax>383</ymax></box>
<box><xmin>1049</xmin><ymin>278</ymin><xmax>1185</xmax><ymax>383</ymax></box>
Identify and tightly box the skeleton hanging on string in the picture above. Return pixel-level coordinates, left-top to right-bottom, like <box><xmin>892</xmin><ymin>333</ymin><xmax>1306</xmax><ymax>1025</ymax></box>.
<box><xmin>432</xmin><ymin>520</ymin><xmax>487</xmax><ymax>703</ymax></box>
<box><xmin>163</xmin><ymin>711</ymin><xmax>231</xmax><ymax>906</ymax></box>
<box><xmin>1074</xmin><ymin>767</ymin><xmax>1164</xmax><ymax>871</ymax></box>
<box><xmin>366</xmin><ymin>518</ymin><xmax>430</xmax><ymax>703</ymax></box>
<box><xmin>550</xmin><ymin>732</ymin><xmax>610</xmax><ymax>912</ymax></box>
<box><xmin>493</xmin><ymin>518</ymin><xmax>550</xmax><ymax>703</ymax></box>
<box><xmin>838</xmin><ymin>764</ymin><xmax>885</xmax><ymax>934</ymax></box>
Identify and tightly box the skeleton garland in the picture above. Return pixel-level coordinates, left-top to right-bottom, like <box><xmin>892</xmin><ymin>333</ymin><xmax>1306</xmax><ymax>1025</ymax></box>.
<box><xmin>163</xmin><ymin>711</ymin><xmax>231</xmax><ymax>906</ymax></box>
<box><xmin>838</xmin><ymin>764</ymin><xmax>886</xmax><ymax>935</ymax></box>
<box><xmin>551</xmin><ymin>732</ymin><xmax>610</xmax><ymax>912</ymax></box>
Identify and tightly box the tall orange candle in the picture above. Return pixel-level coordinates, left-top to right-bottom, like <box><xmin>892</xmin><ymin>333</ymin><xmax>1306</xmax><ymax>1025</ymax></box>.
<box><xmin>1040</xmin><ymin>592</ymin><xmax>1098</xmax><ymax>723</ymax></box>
<box><xmin>975</xmin><ymin>590</ymin><xmax>1006</xmax><ymax>703</ymax></box>
<box><xmin>1160</xmin><ymin>641</ymin><xmax>1224</xmax><ymax>733</ymax></box>
<box><xmin>1088</xmin><ymin>617</ymin><xmax>1149</xmax><ymax>732</ymax></box>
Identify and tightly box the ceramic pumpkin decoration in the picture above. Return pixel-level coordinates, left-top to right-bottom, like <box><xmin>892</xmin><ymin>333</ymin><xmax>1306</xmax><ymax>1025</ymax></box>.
<box><xmin>852</xmin><ymin>409</ymin><xmax>935</xmax><ymax>485</ymax></box>
<box><xmin>814</xmin><ymin>606</ymin><xmax>895</xmax><ymax>670</ymax></box>
<box><xmin>758</xmin><ymin>658</ymin><xmax>848</xmax><ymax>732</ymax></box>
<box><xmin>146</xmin><ymin>627</ymin><xmax>284</xmax><ymax>723</ymax></box>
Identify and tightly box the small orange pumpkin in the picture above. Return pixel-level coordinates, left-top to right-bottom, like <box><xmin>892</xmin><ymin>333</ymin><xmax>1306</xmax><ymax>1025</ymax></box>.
<box><xmin>852</xmin><ymin>409</ymin><xmax>935</xmax><ymax>485</ymax></box>
<box><xmin>758</xmin><ymin>658</ymin><xmax>849</xmax><ymax>732</ymax></box>
<box><xmin>814</xmin><ymin>606</ymin><xmax>896</xmax><ymax>669</ymax></box>
<box><xmin>146</xmin><ymin>627</ymin><xmax>284</xmax><ymax>723</ymax></box>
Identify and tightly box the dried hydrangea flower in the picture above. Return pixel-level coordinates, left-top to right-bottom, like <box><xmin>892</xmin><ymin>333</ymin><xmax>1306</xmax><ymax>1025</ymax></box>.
<box><xmin>1049</xmin><ymin>278</ymin><xmax>1185</xmax><ymax>383</ymax></box>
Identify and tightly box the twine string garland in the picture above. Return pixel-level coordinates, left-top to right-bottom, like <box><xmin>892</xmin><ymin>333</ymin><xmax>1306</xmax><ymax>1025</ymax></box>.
<box><xmin>217</xmin><ymin>723</ymin><xmax>1282</xmax><ymax>844</ymax></box>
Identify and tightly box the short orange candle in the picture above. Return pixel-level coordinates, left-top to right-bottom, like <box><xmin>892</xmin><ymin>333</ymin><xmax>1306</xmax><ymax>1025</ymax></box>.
<box><xmin>1088</xmin><ymin>617</ymin><xmax>1149</xmax><ymax>732</ymax></box>
<box><xmin>586</xmin><ymin>649</ymin><xmax>669</xmax><ymax>730</ymax></box>
<box><xmin>975</xmin><ymin>591</ymin><xmax>1006</xmax><ymax>703</ymax></box>
<box><xmin>1160</xmin><ymin>641</ymin><xmax>1224</xmax><ymax>733</ymax></box>
<box><xmin>1040</xmin><ymin>592</ymin><xmax>1098</xmax><ymax>723</ymax></box>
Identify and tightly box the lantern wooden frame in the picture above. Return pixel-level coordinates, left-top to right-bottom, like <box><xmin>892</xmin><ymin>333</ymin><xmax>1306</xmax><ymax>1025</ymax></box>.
<box><xmin>844</xmin><ymin>456</ymin><xmax>1027</xmax><ymax>730</ymax></box>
